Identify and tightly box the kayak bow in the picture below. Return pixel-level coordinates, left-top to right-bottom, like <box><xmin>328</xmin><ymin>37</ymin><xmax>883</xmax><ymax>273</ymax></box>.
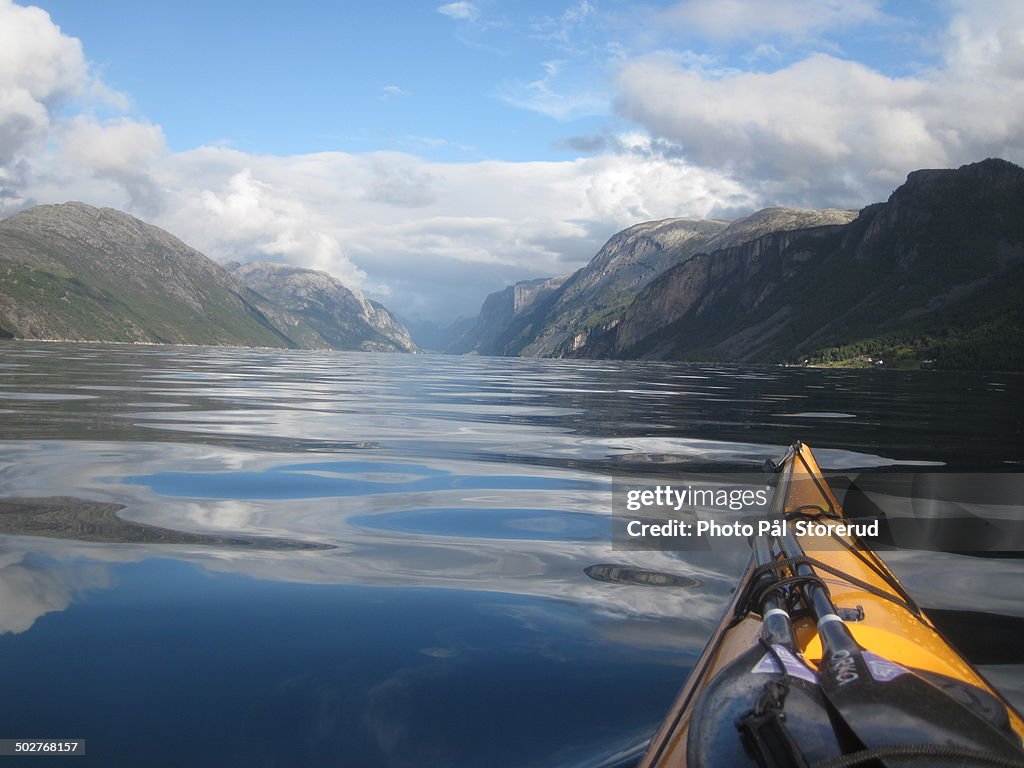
<box><xmin>639</xmin><ymin>442</ymin><xmax>1024</xmax><ymax>768</ymax></box>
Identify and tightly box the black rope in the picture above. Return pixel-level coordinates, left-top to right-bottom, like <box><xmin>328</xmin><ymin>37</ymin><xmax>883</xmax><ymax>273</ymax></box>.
<box><xmin>784</xmin><ymin>504</ymin><xmax>922</xmax><ymax>616</ymax></box>
<box><xmin>809</xmin><ymin>743</ymin><xmax>1024</xmax><ymax>768</ymax></box>
<box><xmin>732</xmin><ymin>553</ymin><xmax>919</xmax><ymax>626</ymax></box>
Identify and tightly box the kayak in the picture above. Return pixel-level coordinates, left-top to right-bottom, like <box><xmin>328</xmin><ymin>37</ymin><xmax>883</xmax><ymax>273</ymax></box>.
<box><xmin>639</xmin><ymin>441</ymin><xmax>1024</xmax><ymax>768</ymax></box>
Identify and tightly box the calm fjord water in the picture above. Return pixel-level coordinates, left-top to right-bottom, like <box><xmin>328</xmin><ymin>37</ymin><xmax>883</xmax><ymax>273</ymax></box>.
<box><xmin>0</xmin><ymin>341</ymin><xmax>1022</xmax><ymax>767</ymax></box>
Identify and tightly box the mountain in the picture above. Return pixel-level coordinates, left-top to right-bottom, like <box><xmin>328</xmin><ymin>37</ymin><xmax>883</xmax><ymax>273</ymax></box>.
<box><xmin>227</xmin><ymin>261</ymin><xmax>417</xmax><ymax>353</ymax></box>
<box><xmin>511</xmin><ymin>218</ymin><xmax>729</xmax><ymax>357</ymax></box>
<box><xmin>704</xmin><ymin>207</ymin><xmax>857</xmax><ymax>251</ymax></box>
<box><xmin>448</xmin><ymin>274</ymin><xmax>569</xmax><ymax>355</ymax></box>
<box><xmin>0</xmin><ymin>202</ymin><xmax>417</xmax><ymax>353</ymax></box>
<box><xmin>0</xmin><ymin>202</ymin><xmax>294</xmax><ymax>347</ymax></box>
<box><xmin>578</xmin><ymin>159</ymin><xmax>1024</xmax><ymax>370</ymax></box>
<box><xmin>454</xmin><ymin>209</ymin><xmax>856</xmax><ymax>358</ymax></box>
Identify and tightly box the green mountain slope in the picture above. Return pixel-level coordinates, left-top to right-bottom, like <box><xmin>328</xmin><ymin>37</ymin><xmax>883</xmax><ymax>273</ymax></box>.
<box><xmin>0</xmin><ymin>203</ymin><xmax>294</xmax><ymax>347</ymax></box>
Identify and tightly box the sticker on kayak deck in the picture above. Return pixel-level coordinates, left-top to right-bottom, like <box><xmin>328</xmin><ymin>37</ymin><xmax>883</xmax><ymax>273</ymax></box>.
<box><xmin>861</xmin><ymin>651</ymin><xmax>909</xmax><ymax>682</ymax></box>
<box><xmin>751</xmin><ymin>645</ymin><xmax>817</xmax><ymax>684</ymax></box>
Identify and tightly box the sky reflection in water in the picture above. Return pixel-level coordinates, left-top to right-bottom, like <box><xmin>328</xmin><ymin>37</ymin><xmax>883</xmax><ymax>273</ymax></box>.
<box><xmin>0</xmin><ymin>341</ymin><xmax>1022</xmax><ymax>767</ymax></box>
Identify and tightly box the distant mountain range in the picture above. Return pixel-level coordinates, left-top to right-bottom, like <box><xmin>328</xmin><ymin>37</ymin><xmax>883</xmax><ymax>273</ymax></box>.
<box><xmin>0</xmin><ymin>203</ymin><xmax>417</xmax><ymax>352</ymax></box>
<box><xmin>3</xmin><ymin>160</ymin><xmax>1021</xmax><ymax>370</ymax></box>
<box><xmin>454</xmin><ymin>159</ymin><xmax>1024</xmax><ymax>371</ymax></box>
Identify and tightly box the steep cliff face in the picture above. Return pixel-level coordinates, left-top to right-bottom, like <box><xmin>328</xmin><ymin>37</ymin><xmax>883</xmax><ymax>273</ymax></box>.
<box><xmin>0</xmin><ymin>203</ymin><xmax>294</xmax><ymax>347</ymax></box>
<box><xmin>448</xmin><ymin>275</ymin><xmax>568</xmax><ymax>355</ymax></box>
<box><xmin>594</xmin><ymin>224</ymin><xmax>849</xmax><ymax>358</ymax></box>
<box><xmin>229</xmin><ymin>262</ymin><xmax>418</xmax><ymax>353</ymax></box>
<box><xmin>515</xmin><ymin>218</ymin><xmax>729</xmax><ymax>356</ymax></box>
<box><xmin>540</xmin><ymin>207</ymin><xmax>857</xmax><ymax>358</ymax></box>
<box><xmin>581</xmin><ymin>159</ymin><xmax>1024</xmax><ymax>370</ymax></box>
<box><xmin>452</xmin><ymin>210</ymin><xmax>861</xmax><ymax>359</ymax></box>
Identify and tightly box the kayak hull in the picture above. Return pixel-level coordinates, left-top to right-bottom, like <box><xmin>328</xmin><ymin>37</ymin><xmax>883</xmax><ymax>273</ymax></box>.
<box><xmin>639</xmin><ymin>442</ymin><xmax>1024</xmax><ymax>768</ymax></box>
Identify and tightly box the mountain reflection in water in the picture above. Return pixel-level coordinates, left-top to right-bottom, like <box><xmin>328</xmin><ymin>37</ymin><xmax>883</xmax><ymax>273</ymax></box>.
<box><xmin>0</xmin><ymin>341</ymin><xmax>1021</xmax><ymax>768</ymax></box>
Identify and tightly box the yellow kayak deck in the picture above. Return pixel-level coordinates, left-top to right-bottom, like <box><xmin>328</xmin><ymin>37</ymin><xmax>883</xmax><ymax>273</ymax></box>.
<box><xmin>640</xmin><ymin>442</ymin><xmax>1024</xmax><ymax>767</ymax></box>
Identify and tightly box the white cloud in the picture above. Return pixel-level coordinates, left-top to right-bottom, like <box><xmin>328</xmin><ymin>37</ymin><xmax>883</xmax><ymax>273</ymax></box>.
<box><xmin>614</xmin><ymin>0</ymin><xmax>1024</xmax><ymax>206</ymax></box>
<box><xmin>363</xmin><ymin>157</ymin><xmax>439</xmax><ymax>207</ymax></box>
<box><xmin>0</xmin><ymin>1</ymin><xmax>752</xmax><ymax>319</ymax></box>
<box><xmin>60</xmin><ymin>116</ymin><xmax>167</xmax><ymax>213</ymax></box>
<box><xmin>0</xmin><ymin>0</ymin><xmax>126</xmax><ymax>168</ymax></box>
<box><xmin>0</xmin><ymin>0</ymin><xmax>86</xmax><ymax>165</ymax></box>
<box><xmin>132</xmin><ymin>149</ymin><xmax>747</xmax><ymax>318</ymax></box>
<box><xmin>437</xmin><ymin>2</ymin><xmax>478</xmax><ymax>21</ymax></box>
<box><xmin>171</xmin><ymin>165</ymin><xmax>367</xmax><ymax>288</ymax></box>
<box><xmin>0</xmin><ymin>551</ymin><xmax>109</xmax><ymax>635</ymax></box>
<box><xmin>533</xmin><ymin>0</ymin><xmax>597</xmax><ymax>47</ymax></box>
<box><xmin>659</xmin><ymin>0</ymin><xmax>884</xmax><ymax>41</ymax></box>
<box><xmin>5</xmin><ymin>0</ymin><xmax>1024</xmax><ymax>323</ymax></box>
<box><xmin>745</xmin><ymin>43</ymin><xmax>782</xmax><ymax>62</ymax></box>
<box><xmin>380</xmin><ymin>85</ymin><xmax>410</xmax><ymax>100</ymax></box>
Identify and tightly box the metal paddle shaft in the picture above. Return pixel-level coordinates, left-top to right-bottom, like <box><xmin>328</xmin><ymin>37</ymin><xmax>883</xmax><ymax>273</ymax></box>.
<box><xmin>777</xmin><ymin>531</ymin><xmax>1024</xmax><ymax>764</ymax></box>
<box><xmin>751</xmin><ymin>534</ymin><xmax>799</xmax><ymax>649</ymax></box>
<box><xmin>687</xmin><ymin>531</ymin><xmax>842</xmax><ymax>768</ymax></box>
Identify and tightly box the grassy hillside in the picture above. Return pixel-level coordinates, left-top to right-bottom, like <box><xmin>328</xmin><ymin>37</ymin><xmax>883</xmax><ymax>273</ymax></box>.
<box><xmin>0</xmin><ymin>204</ymin><xmax>295</xmax><ymax>347</ymax></box>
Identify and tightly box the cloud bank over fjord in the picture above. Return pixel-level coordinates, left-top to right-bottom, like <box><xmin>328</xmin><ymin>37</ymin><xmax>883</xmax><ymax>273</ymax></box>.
<box><xmin>616</xmin><ymin>0</ymin><xmax>1024</xmax><ymax>207</ymax></box>
<box><xmin>2</xmin><ymin>0</ymin><xmax>1024</xmax><ymax>321</ymax></box>
<box><xmin>0</xmin><ymin>0</ymin><xmax>752</xmax><ymax>320</ymax></box>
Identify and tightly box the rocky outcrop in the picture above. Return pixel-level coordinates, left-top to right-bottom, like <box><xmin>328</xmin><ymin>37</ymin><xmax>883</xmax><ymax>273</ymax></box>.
<box><xmin>228</xmin><ymin>262</ymin><xmax>418</xmax><ymax>353</ymax></box>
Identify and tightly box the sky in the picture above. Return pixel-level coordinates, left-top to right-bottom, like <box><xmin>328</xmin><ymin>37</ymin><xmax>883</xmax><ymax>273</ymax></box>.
<box><xmin>1</xmin><ymin>0</ymin><xmax>1023</xmax><ymax>322</ymax></box>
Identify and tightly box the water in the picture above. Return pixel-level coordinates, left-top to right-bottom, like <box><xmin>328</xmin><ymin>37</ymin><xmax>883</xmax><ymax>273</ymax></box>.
<box><xmin>0</xmin><ymin>341</ymin><xmax>1022</xmax><ymax>767</ymax></box>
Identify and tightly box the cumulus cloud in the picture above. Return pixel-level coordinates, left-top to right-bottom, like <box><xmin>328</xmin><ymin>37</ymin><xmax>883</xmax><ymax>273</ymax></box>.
<box><xmin>167</xmin><ymin>165</ymin><xmax>367</xmax><ymax>288</ymax></box>
<box><xmin>363</xmin><ymin>158</ymin><xmax>440</xmax><ymax>208</ymax></box>
<box><xmin>1</xmin><ymin>0</ymin><xmax>748</xmax><ymax>319</ymax></box>
<box><xmin>614</xmin><ymin>0</ymin><xmax>1024</xmax><ymax>206</ymax></box>
<box><xmin>437</xmin><ymin>2</ymin><xmax>478</xmax><ymax>21</ymax></box>
<box><xmin>151</xmin><ymin>149</ymin><xmax>748</xmax><ymax>317</ymax></box>
<box><xmin>6</xmin><ymin>0</ymin><xmax>1024</xmax><ymax>323</ymax></box>
<box><xmin>2</xmin><ymin>0</ymin><xmax>752</xmax><ymax>321</ymax></box>
<box><xmin>61</xmin><ymin>116</ymin><xmax>167</xmax><ymax>213</ymax></box>
<box><xmin>0</xmin><ymin>0</ymin><xmax>87</xmax><ymax>165</ymax></box>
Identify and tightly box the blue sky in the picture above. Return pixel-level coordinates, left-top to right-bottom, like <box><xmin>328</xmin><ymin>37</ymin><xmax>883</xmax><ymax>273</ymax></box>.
<box><xmin>35</xmin><ymin>0</ymin><xmax>621</xmax><ymax>160</ymax></box>
<box><xmin>35</xmin><ymin>0</ymin><xmax>946</xmax><ymax>160</ymax></box>
<box><xmin>3</xmin><ymin>1</ymin><xmax>1024</xmax><ymax>321</ymax></box>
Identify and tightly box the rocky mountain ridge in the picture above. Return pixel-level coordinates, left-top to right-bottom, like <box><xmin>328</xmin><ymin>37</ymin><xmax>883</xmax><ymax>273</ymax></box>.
<box><xmin>228</xmin><ymin>261</ymin><xmax>417</xmax><ymax>353</ymax></box>
<box><xmin>576</xmin><ymin>159</ymin><xmax>1024</xmax><ymax>370</ymax></box>
<box><xmin>455</xmin><ymin>206</ymin><xmax>856</xmax><ymax>358</ymax></box>
<box><xmin>0</xmin><ymin>202</ymin><xmax>415</xmax><ymax>352</ymax></box>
